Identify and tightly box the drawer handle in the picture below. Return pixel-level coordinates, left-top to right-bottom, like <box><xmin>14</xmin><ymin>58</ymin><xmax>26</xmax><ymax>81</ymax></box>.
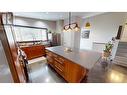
<box><xmin>54</xmin><ymin>58</ymin><xmax>64</xmax><ymax>65</ymax></box>
<box><xmin>54</xmin><ymin>65</ymin><xmax>63</xmax><ymax>72</ymax></box>
<box><xmin>59</xmin><ymin>61</ymin><xmax>64</xmax><ymax>65</ymax></box>
<box><xmin>53</xmin><ymin>55</ymin><xmax>58</xmax><ymax>58</ymax></box>
<box><xmin>59</xmin><ymin>58</ymin><xmax>64</xmax><ymax>61</ymax></box>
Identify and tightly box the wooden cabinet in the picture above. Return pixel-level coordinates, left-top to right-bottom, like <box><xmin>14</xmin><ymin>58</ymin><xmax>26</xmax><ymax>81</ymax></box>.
<box><xmin>46</xmin><ymin>50</ymin><xmax>87</xmax><ymax>83</ymax></box>
<box><xmin>21</xmin><ymin>45</ymin><xmax>45</xmax><ymax>60</ymax></box>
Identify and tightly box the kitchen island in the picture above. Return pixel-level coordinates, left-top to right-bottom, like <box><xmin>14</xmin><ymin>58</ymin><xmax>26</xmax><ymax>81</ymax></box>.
<box><xmin>46</xmin><ymin>46</ymin><xmax>101</xmax><ymax>83</ymax></box>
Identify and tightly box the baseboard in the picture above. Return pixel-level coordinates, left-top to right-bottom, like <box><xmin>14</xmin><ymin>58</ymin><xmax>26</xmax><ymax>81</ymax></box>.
<box><xmin>115</xmin><ymin>62</ymin><xmax>127</xmax><ymax>67</ymax></box>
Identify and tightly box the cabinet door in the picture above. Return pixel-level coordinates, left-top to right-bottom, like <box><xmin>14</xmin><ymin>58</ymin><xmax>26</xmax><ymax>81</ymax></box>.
<box><xmin>33</xmin><ymin>45</ymin><xmax>45</xmax><ymax>57</ymax></box>
<box><xmin>21</xmin><ymin>45</ymin><xmax>45</xmax><ymax>60</ymax></box>
<box><xmin>65</xmin><ymin>60</ymin><xmax>87</xmax><ymax>83</ymax></box>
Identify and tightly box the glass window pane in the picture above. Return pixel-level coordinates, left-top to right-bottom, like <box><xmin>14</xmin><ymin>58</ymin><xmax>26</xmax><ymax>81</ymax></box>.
<box><xmin>13</xmin><ymin>26</ymin><xmax>47</xmax><ymax>41</ymax></box>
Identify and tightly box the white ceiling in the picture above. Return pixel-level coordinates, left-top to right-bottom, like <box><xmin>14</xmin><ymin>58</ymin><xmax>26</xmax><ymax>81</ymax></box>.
<box><xmin>13</xmin><ymin>12</ymin><xmax>104</xmax><ymax>21</ymax></box>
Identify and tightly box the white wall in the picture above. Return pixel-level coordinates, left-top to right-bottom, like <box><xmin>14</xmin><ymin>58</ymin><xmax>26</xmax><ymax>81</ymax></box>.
<box><xmin>56</xmin><ymin>20</ymin><xmax>64</xmax><ymax>33</ymax></box>
<box><xmin>80</xmin><ymin>12</ymin><xmax>127</xmax><ymax>50</ymax></box>
<box><xmin>80</xmin><ymin>12</ymin><xmax>127</xmax><ymax>59</ymax></box>
<box><xmin>14</xmin><ymin>16</ymin><xmax>56</xmax><ymax>32</ymax></box>
<box><xmin>63</xmin><ymin>17</ymin><xmax>75</xmax><ymax>48</ymax></box>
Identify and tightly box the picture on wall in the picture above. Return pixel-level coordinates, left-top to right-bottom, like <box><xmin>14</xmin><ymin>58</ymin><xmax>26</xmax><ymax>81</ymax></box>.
<box><xmin>81</xmin><ymin>29</ymin><xmax>90</xmax><ymax>39</ymax></box>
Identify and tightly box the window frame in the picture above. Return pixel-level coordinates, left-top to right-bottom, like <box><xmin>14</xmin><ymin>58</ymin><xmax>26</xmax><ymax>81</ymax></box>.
<box><xmin>13</xmin><ymin>25</ymin><xmax>48</xmax><ymax>42</ymax></box>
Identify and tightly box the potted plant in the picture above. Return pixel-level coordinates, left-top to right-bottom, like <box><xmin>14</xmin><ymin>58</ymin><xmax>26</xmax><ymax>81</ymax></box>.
<box><xmin>102</xmin><ymin>42</ymin><xmax>113</xmax><ymax>58</ymax></box>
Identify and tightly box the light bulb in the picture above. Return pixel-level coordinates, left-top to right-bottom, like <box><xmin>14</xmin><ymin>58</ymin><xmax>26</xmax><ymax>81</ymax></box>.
<box><xmin>67</xmin><ymin>28</ymin><xmax>72</xmax><ymax>32</ymax></box>
<box><xmin>63</xmin><ymin>29</ymin><xmax>66</xmax><ymax>32</ymax></box>
<box><xmin>75</xmin><ymin>27</ymin><xmax>79</xmax><ymax>32</ymax></box>
<box><xmin>85</xmin><ymin>26</ymin><xmax>90</xmax><ymax>29</ymax></box>
<box><xmin>74</xmin><ymin>23</ymin><xmax>80</xmax><ymax>32</ymax></box>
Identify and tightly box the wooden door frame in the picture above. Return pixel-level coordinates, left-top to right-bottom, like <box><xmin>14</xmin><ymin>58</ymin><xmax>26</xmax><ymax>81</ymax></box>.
<box><xmin>0</xmin><ymin>13</ymin><xmax>26</xmax><ymax>83</ymax></box>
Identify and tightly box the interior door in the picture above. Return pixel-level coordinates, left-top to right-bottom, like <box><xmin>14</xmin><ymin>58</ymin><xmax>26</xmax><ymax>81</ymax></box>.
<box><xmin>121</xmin><ymin>24</ymin><xmax>127</xmax><ymax>42</ymax></box>
<box><xmin>0</xmin><ymin>13</ymin><xmax>26</xmax><ymax>83</ymax></box>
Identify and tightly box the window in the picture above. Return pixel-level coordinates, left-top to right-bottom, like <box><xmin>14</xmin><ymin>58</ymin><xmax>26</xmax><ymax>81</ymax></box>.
<box><xmin>14</xmin><ymin>26</ymin><xmax>48</xmax><ymax>42</ymax></box>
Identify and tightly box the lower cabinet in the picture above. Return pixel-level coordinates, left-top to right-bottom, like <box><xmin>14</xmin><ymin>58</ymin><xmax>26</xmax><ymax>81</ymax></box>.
<box><xmin>46</xmin><ymin>50</ymin><xmax>87</xmax><ymax>83</ymax></box>
<box><xmin>21</xmin><ymin>45</ymin><xmax>45</xmax><ymax>60</ymax></box>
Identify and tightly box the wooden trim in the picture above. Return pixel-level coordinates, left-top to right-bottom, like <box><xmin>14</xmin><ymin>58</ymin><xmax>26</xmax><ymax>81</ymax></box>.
<box><xmin>17</xmin><ymin>40</ymin><xmax>49</xmax><ymax>43</ymax></box>
<box><xmin>0</xmin><ymin>14</ymin><xmax>20</xmax><ymax>82</ymax></box>
<box><xmin>0</xmin><ymin>13</ymin><xmax>26</xmax><ymax>83</ymax></box>
<box><xmin>93</xmin><ymin>42</ymin><xmax>106</xmax><ymax>44</ymax></box>
<box><xmin>13</xmin><ymin>24</ymin><xmax>48</xmax><ymax>30</ymax></box>
<box><xmin>13</xmin><ymin>25</ymin><xmax>49</xmax><ymax>42</ymax></box>
<box><xmin>116</xmin><ymin>25</ymin><xmax>123</xmax><ymax>40</ymax></box>
<box><xmin>2</xmin><ymin>24</ymin><xmax>48</xmax><ymax>30</ymax></box>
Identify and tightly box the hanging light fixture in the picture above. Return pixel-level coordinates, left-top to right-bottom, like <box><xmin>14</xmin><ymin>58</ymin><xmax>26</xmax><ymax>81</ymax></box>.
<box><xmin>85</xmin><ymin>22</ymin><xmax>91</xmax><ymax>29</ymax></box>
<box><xmin>63</xmin><ymin>12</ymin><xmax>80</xmax><ymax>32</ymax></box>
<box><xmin>74</xmin><ymin>23</ymin><xmax>80</xmax><ymax>32</ymax></box>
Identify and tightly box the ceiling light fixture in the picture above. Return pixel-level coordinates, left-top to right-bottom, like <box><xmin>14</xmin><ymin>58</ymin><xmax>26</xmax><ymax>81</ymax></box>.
<box><xmin>85</xmin><ymin>22</ymin><xmax>91</xmax><ymax>29</ymax></box>
<box><xmin>63</xmin><ymin>12</ymin><xmax>80</xmax><ymax>32</ymax></box>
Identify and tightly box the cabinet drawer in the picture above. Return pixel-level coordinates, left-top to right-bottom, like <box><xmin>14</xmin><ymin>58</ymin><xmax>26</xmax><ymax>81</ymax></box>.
<box><xmin>47</xmin><ymin>56</ymin><xmax>54</xmax><ymax>67</ymax></box>
<box><xmin>54</xmin><ymin>57</ymin><xmax>65</xmax><ymax>66</ymax></box>
<box><xmin>54</xmin><ymin>60</ymin><xmax>64</xmax><ymax>69</ymax></box>
<box><xmin>53</xmin><ymin>53</ymin><xmax>58</xmax><ymax>58</ymax></box>
<box><xmin>58</xmin><ymin>57</ymin><xmax>65</xmax><ymax>63</ymax></box>
<box><xmin>54</xmin><ymin>58</ymin><xmax>64</xmax><ymax>65</ymax></box>
<box><xmin>45</xmin><ymin>50</ymin><xmax>49</xmax><ymax>53</ymax></box>
<box><xmin>46</xmin><ymin>52</ymin><xmax>52</xmax><ymax>57</ymax></box>
<box><xmin>47</xmin><ymin>56</ymin><xmax>53</xmax><ymax>63</ymax></box>
<box><xmin>54</xmin><ymin>64</ymin><xmax>65</xmax><ymax>77</ymax></box>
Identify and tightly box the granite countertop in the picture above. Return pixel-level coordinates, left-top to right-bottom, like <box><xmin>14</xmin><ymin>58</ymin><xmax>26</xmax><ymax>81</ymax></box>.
<box><xmin>46</xmin><ymin>46</ymin><xmax>101</xmax><ymax>70</ymax></box>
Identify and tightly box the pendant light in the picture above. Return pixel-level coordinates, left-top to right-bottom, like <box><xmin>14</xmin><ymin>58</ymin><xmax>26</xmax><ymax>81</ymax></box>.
<box><xmin>74</xmin><ymin>23</ymin><xmax>80</xmax><ymax>32</ymax></box>
<box><xmin>63</xmin><ymin>12</ymin><xmax>80</xmax><ymax>32</ymax></box>
<box><xmin>85</xmin><ymin>22</ymin><xmax>91</xmax><ymax>29</ymax></box>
